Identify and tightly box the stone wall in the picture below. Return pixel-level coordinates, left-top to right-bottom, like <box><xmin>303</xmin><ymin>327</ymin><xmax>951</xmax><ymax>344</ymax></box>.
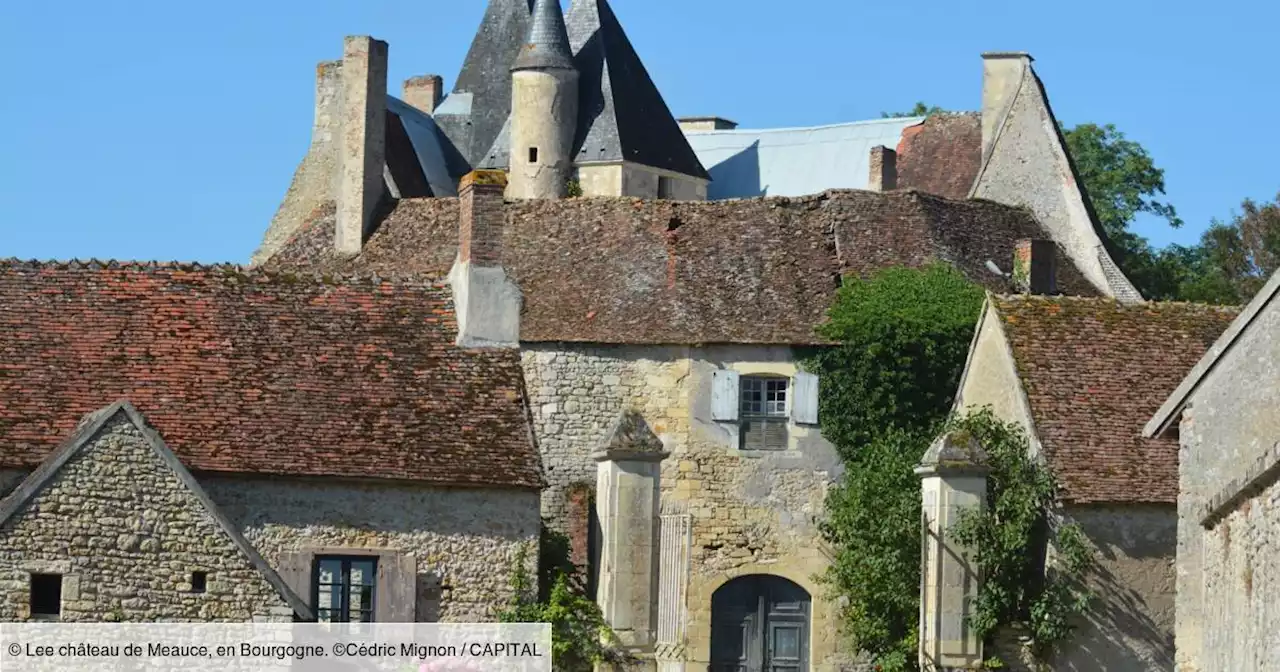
<box><xmin>574</xmin><ymin>162</ymin><xmax>708</xmax><ymax>200</ymax></box>
<box><xmin>1176</xmin><ymin>297</ymin><xmax>1280</xmax><ymax>671</ymax></box>
<box><xmin>0</xmin><ymin>416</ymin><xmax>293</xmax><ymax>622</ymax></box>
<box><xmin>971</xmin><ymin>63</ymin><xmax>1141</xmax><ymax>303</ymax></box>
<box><xmin>202</xmin><ymin>476</ymin><xmax>540</xmax><ymax>622</ymax></box>
<box><xmin>1052</xmin><ymin>504</ymin><xmax>1175</xmax><ymax>671</ymax></box>
<box><xmin>522</xmin><ymin>342</ymin><xmax>853</xmax><ymax>670</ymax></box>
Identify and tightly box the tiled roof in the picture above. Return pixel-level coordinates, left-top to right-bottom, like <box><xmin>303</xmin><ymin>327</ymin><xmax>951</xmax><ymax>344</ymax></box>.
<box><xmin>0</xmin><ymin>261</ymin><xmax>542</xmax><ymax>490</ymax></box>
<box><xmin>896</xmin><ymin>113</ymin><xmax>983</xmax><ymax>200</ymax></box>
<box><xmin>992</xmin><ymin>296</ymin><xmax>1238</xmax><ymax>504</ymax></box>
<box><xmin>267</xmin><ymin>190</ymin><xmax>1100</xmax><ymax>345</ymax></box>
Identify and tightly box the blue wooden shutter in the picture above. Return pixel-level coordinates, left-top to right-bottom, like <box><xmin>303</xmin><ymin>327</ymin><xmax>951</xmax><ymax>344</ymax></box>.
<box><xmin>791</xmin><ymin>372</ymin><xmax>819</xmax><ymax>425</ymax></box>
<box><xmin>711</xmin><ymin>370</ymin><xmax>740</xmax><ymax>421</ymax></box>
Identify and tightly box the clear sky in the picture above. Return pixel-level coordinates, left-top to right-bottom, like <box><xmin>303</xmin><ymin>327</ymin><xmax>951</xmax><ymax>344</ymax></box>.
<box><xmin>1</xmin><ymin>0</ymin><xmax>1274</xmax><ymax>264</ymax></box>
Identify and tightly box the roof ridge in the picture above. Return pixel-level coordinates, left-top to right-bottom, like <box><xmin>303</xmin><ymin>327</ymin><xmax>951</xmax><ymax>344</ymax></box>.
<box><xmin>685</xmin><ymin>116</ymin><xmax>929</xmax><ymax>136</ymax></box>
<box><xmin>0</xmin><ymin>258</ymin><xmax>451</xmax><ymax>289</ymax></box>
<box><xmin>992</xmin><ymin>293</ymin><xmax>1242</xmax><ymax>311</ymax></box>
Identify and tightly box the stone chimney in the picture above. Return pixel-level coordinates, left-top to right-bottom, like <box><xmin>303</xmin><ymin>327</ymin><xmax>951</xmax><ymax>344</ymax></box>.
<box><xmin>448</xmin><ymin>170</ymin><xmax>522</xmax><ymax>348</ymax></box>
<box><xmin>868</xmin><ymin>146</ymin><xmax>898</xmax><ymax>192</ymax></box>
<box><xmin>313</xmin><ymin>61</ymin><xmax>344</xmax><ymax>147</ymax></box>
<box><xmin>677</xmin><ymin>116</ymin><xmax>738</xmax><ymax>132</ymax></box>
<box><xmin>403</xmin><ymin>75</ymin><xmax>444</xmax><ymax>115</ymax></box>
<box><xmin>335</xmin><ymin>36</ymin><xmax>389</xmax><ymax>258</ymax></box>
<box><xmin>1013</xmin><ymin>239</ymin><xmax>1057</xmax><ymax>295</ymax></box>
<box><xmin>981</xmin><ymin>52</ymin><xmax>1032</xmax><ymax>159</ymax></box>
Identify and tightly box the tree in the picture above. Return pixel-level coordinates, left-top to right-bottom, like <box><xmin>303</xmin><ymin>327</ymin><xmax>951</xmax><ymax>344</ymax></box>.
<box><xmin>1061</xmin><ymin>123</ymin><xmax>1182</xmax><ymax>241</ymax></box>
<box><xmin>881</xmin><ymin>102</ymin><xmax>946</xmax><ymax>118</ymax></box>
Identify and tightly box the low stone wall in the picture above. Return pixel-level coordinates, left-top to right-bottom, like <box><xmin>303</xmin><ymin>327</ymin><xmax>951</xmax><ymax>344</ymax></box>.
<box><xmin>0</xmin><ymin>417</ymin><xmax>293</xmax><ymax>622</ymax></box>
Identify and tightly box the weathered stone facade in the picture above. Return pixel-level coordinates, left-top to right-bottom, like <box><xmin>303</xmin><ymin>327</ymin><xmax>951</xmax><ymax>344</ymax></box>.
<box><xmin>522</xmin><ymin>342</ymin><xmax>852</xmax><ymax>670</ymax></box>
<box><xmin>0</xmin><ymin>416</ymin><xmax>293</xmax><ymax>622</ymax></box>
<box><xmin>203</xmin><ymin>477</ymin><xmax>540</xmax><ymax>622</ymax></box>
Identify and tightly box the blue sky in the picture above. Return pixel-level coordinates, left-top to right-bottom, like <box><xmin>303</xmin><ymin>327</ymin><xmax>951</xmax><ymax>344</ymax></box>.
<box><xmin>1</xmin><ymin>0</ymin><xmax>1274</xmax><ymax>263</ymax></box>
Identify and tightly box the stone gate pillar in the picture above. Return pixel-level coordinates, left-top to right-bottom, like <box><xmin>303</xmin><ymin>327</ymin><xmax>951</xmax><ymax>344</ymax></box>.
<box><xmin>916</xmin><ymin>430</ymin><xmax>990</xmax><ymax>671</ymax></box>
<box><xmin>595</xmin><ymin>409</ymin><xmax>668</xmax><ymax>671</ymax></box>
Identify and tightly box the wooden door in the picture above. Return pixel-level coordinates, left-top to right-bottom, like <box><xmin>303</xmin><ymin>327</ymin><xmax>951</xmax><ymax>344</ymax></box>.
<box><xmin>710</xmin><ymin>575</ymin><xmax>810</xmax><ymax>672</ymax></box>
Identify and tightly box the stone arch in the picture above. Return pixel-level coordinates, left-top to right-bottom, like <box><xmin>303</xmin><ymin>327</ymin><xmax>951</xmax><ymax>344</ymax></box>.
<box><xmin>709</xmin><ymin>573</ymin><xmax>813</xmax><ymax>672</ymax></box>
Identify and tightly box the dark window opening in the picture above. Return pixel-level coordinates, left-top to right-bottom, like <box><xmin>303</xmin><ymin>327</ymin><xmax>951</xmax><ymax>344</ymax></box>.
<box><xmin>314</xmin><ymin>557</ymin><xmax>377</xmax><ymax>623</ymax></box>
<box><xmin>740</xmin><ymin>376</ymin><xmax>789</xmax><ymax>451</ymax></box>
<box><xmin>191</xmin><ymin>572</ymin><xmax>207</xmax><ymax>593</ymax></box>
<box><xmin>658</xmin><ymin>176</ymin><xmax>675</xmax><ymax>199</ymax></box>
<box><xmin>528</xmin><ymin>147</ymin><xmax>539</xmax><ymax>164</ymax></box>
<box><xmin>30</xmin><ymin>574</ymin><xmax>61</xmax><ymax>617</ymax></box>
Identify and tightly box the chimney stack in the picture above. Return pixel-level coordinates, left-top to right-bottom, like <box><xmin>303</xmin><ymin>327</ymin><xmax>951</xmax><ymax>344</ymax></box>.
<box><xmin>449</xmin><ymin>171</ymin><xmax>522</xmax><ymax>348</ymax></box>
<box><xmin>313</xmin><ymin>61</ymin><xmax>343</xmax><ymax>147</ymax></box>
<box><xmin>403</xmin><ymin>75</ymin><xmax>444</xmax><ymax>115</ymax></box>
<box><xmin>868</xmin><ymin>146</ymin><xmax>898</xmax><ymax>192</ymax></box>
<box><xmin>1014</xmin><ymin>239</ymin><xmax>1057</xmax><ymax>295</ymax></box>
<box><xmin>335</xmin><ymin>36</ymin><xmax>389</xmax><ymax>258</ymax></box>
<box><xmin>980</xmin><ymin>52</ymin><xmax>1032</xmax><ymax>160</ymax></box>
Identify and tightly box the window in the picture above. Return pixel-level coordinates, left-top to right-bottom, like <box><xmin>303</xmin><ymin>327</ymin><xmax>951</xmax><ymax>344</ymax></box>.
<box><xmin>739</xmin><ymin>376</ymin><xmax>789</xmax><ymax>451</ymax></box>
<box><xmin>314</xmin><ymin>557</ymin><xmax>376</xmax><ymax>623</ymax></box>
<box><xmin>658</xmin><ymin>176</ymin><xmax>675</xmax><ymax>199</ymax></box>
<box><xmin>191</xmin><ymin>572</ymin><xmax>207</xmax><ymax>594</ymax></box>
<box><xmin>29</xmin><ymin>574</ymin><xmax>61</xmax><ymax>618</ymax></box>
<box><xmin>528</xmin><ymin>147</ymin><xmax>539</xmax><ymax>164</ymax></box>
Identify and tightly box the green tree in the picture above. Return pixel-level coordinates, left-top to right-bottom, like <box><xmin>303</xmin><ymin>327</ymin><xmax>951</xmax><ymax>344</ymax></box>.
<box><xmin>805</xmin><ymin>264</ymin><xmax>985</xmax><ymax>456</ymax></box>
<box><xmin>881</xmin><ymin>102</ymin><xmax>946</xmax><ymax>118</ymax></box>
<box><xmin>1062</xmin><ymin>123</ymin><xmax>1182</xmax><ymax>241</ymax></box>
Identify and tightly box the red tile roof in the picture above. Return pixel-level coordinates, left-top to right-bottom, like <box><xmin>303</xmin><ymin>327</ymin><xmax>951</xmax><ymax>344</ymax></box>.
<box><xmin>268</xmin><ymin>190</ymin><xmax>1100</xmax><ymax>344</ymax></box>
<box><xmin>896</xmin><ymin>113</ymin><xmax>983</xmax><ymax>200</ymax></box>
<box><xmin>0</xmin><ymin>261</ymin><xmax>542</xmax><ymax>490</ymax></box>
<box><xmin>991</xmin><ymin>296</ymin><xmax>1238</xmax><ymax>503</ymax></box>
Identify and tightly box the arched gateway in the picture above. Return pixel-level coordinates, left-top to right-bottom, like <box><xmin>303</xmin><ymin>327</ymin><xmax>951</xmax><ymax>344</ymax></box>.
<box><xmin>709</xmin><ymin>574</ymin><xmax>811</xmax><ymax>672</ymax></box>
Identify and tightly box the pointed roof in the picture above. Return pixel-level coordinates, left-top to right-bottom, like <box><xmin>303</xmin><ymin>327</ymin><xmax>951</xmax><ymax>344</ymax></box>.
<box><xmin>565</xmin><ymin>0</ymin><xmax>709</xmax><ymax>179</ymax></box>
<box><xmin>0</xmin><ymin>401</ymin><xmax>314</xmax><ymax>621</ymax></box>
<box><xmin>513</xmin><ymin>0</ymin><xmax>575</xmax><ymax>71</ymax></box>
<box><xmin>437</xmin><ymin>0</ymin><xmax>534</xmax><ymax>168</ymax></box>
<box><xmin>593</xmin><ymin>409</ymin><xmax>667</xmax><ymax>462</ymax></box>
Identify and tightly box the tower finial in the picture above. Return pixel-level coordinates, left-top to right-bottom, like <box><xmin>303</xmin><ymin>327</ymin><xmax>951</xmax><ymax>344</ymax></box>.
<box><xmin>513</xmin><ymin>0</ymin><xmax>575</xmax><ymax>71</ymax></box>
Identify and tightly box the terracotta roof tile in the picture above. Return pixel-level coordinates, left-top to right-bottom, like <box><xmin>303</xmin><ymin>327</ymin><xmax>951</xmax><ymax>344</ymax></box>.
<box><xmin>268</xmin><ymin>190</ymin><xmax>1101</xmax><ymax>344</ymax></box>
<box><xmin>992</xmin><ymin>296</ymin><xmax>1238</xmax><ymax>503</ymax></box>
<box><xmin>896</xmin><ymin>113</ymin><xmax>983</xmax><ymax>200</ymax></box>
<box><xmin>0</xmin><ymin>261</ymin><xmax>541</xmax><ymax>490</ymax></box>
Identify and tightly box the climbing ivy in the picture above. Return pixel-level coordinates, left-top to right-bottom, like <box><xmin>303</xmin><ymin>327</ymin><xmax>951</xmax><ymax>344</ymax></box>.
<box><xmin>805</xmin><ymin>265</ymin><xmax>1095</xmax><ymax>671</ymax></box>
<box><xmin>497</xmin><ymin>528</ymin><xmax>628</xmax><ymax>671</ymax></box>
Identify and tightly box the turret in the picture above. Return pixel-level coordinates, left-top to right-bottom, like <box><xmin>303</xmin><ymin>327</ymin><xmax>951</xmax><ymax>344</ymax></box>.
<box><xmin>507</xmin><ymin>0</ymin><xmax>579</xmax><ymax>200</ymax></box>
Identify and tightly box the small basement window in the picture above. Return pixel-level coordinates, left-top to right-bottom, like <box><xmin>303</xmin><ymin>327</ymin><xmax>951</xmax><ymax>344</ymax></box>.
<box><xmin>658</xmin><ymin>176</ymin><xmax>675</xmax><ymax>200</ymax></box>
<box><xmin>528</xmin><ymin>147</ymin><xmax>539</xmax><ymax>164</ymax></box>
<box><xmin>191</xmin><ymin>572</ymin><xmax>207</xmax><ymax>594</ymax></box>
<box><xmin>30</xmin><ymin>573</ymin><xmax>61</xmax><ymax>617</ymax></box>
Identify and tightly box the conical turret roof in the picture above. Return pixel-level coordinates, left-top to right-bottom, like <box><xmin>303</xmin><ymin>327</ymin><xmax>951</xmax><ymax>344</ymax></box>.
<box><xmin>513</xmin><ymin>0</ymin><xmax>576</xmax><ymax>71</ymax></box>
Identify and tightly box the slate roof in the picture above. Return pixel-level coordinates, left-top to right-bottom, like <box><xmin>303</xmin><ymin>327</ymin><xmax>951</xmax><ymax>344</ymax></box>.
<box><xmin>683</xmin><ymin>113</ymin><xmax>984</xmax><ymax>201</ymax></box>
<box><xmin>267</xmin><ymin>190</ymin><xmax>1100</xmax><ymax>345</ymax></box>
<box><xmin>0</xmin><ymin>261</ymin><xmax>542</xmax><ymax>490</ymax></box>
<box><xmin>387</xmin><ymin>97</ymin><xmax>457</xmax><ymax>198</ymax></box>
<box><xmin>513</xmin><ymin>0</ymin><xmax>575</xmax><ymax>71</ymax></box>
<box><xmin>991</xmin><ymin>296</ymin><xmax>1238</xmax><ymax>504</ymax></box>
<box><xmin>0</xmin><ymin>401</ymin><xmax>315</xmax><ymax>621</ymax></box>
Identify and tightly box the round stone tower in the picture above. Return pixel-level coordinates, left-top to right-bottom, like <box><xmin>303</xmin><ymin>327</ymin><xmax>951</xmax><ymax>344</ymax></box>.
<box><xmin>507</xmin><ymin>0</ymin><xmax>579</xmax><ymax>200</ymax></box>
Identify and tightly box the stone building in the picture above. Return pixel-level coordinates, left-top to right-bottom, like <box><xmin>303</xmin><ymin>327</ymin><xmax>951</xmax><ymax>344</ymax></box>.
<box><xmin>953</xmin><ymin>288</ymin><xmax>1237</xmax><ymax>670</ymax></box>
<box><xmin>0</xmin><ymin>261</ymin><xmax>543</xmax><ymax>623</ymax></box>
<box><xmin>1144</xmin><ymin>269</ymin><xmax>1280</xmax><ymax>671</ymax></box>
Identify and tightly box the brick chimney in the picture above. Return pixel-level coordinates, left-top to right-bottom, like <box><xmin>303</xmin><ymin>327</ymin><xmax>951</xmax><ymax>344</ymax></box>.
<box><xmin>1013</xmin><ymin>239</ymin><xmax>1057</xmax><ymax>295</ymax></box>
<box><xmin>981</xmin><ymin>52</ymin><xmax>1032</xmax><ymax>159</ymax></box>
<box><xmin>403</xmin><ymin>75</ymin><xmax>443</xmax><ymax>115</ymax></box>
<box><xmin>678</xmin><ymin>116</ymin><xmax>738</xmax><ymax>132</ymax></box>
<box><xmin>868</xmin><ymin>146</ymin><xmax>898</xmax><ymax>192</ymax></box>
<box><xmin>335</xmin><ymin>36</ymin><xmax>389</xmax><ymax>258</ymax></box>
<box><xmin>448</xmin><ymin>170</ymin><xmax>522</xmax><ymax>348</ymax></box>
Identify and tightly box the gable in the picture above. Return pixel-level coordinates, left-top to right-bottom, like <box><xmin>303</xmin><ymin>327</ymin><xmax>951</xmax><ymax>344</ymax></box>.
<box><xmin>0</xmin><ymin>404</ymin><xmax>310</xmax><ymax>621</ymax></box>
<box><xmin>971</xmin><ymin>65</ymin><xmax>1141</xmax><ymax>302</ymax></box>
<box><xmin>953</xmin><ymin>301</ymin><xmax>1038</xmax><ymax>445</ymax></box>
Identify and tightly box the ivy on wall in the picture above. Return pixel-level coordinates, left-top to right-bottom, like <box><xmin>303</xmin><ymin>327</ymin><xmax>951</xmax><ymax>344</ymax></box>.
<box><xmin>804</xmin><ymin>264</ymin><xmax>1094</xmax><ymax>671</ymax></box>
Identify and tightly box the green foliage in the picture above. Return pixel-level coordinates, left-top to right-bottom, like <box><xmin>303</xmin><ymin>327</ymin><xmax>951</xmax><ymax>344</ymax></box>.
<box><xmin>806</xmin><ymin>264</ymin><xmax>986</xmax><ymax>456</ymax></box>
<box><xmin>1062</xmin><ymin>123</ymin><xmax>1182</xmax><ymax>240</ymax></box>
<box><xmin>809</xmin><ymin>266</ymin><xmax>1096</xmax><ymax>670</ymax></box>
<box><xmin>881</xmin><ymin>102</ymin><xmax>947</xmax><ymax>118</ymax></box>
<box><xmin>497</xmin><ymin>530</ymin><xmax>626</xmax><ymax>671</ymax></box>
<box><xmin>947</xmin><ymin>410</ymin><xmax>1094</xmax><ymax>657</ymax></box>
<box><xmin>566</xmin><ymin>179</ymin><xmax>584</xmax><ymax>198</ymax></box>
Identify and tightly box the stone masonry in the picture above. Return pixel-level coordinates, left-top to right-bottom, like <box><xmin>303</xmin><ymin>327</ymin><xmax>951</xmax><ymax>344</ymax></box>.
<box><xmin>0</xmin><ymin>416</ymin><xmax>293</xmax><ymax>622</ymax></box>
<box><xmin>202</xmin><ymin>477</ymin><xmax>540</xmax><ymax>623</ymax></box>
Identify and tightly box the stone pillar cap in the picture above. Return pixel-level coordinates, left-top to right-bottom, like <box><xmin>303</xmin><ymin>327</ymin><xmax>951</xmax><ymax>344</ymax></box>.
<box><xmin>460</xmin><ymin>170</ymin><xmax>508</xmax><ymax>190</ymax></box>
<box><xmin>916</xmin><ymin>429</ymin><xmax>990</xmax><ymax>477</ymax></box>
<box><xmin>592</xmin><ymin>410</ymin><xmax>669</xmax><ymax>463</ymax></box>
